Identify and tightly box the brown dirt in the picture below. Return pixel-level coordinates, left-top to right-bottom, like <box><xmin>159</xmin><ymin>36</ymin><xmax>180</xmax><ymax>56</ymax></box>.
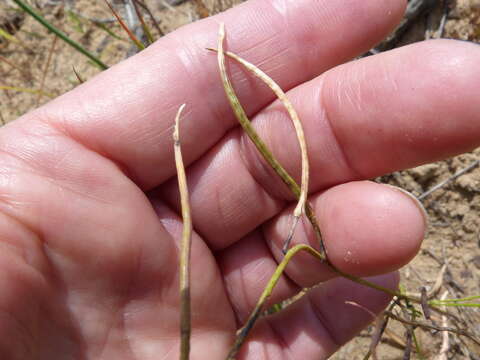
<box><xmin>1</xmin><ymin>0</ymin><xmax>479</xmax><ymax>359</ymax></box>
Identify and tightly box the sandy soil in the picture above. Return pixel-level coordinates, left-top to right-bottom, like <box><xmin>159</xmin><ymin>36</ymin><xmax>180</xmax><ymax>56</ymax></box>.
<box><xmin>1</xmin><ymin>0</ymin><xmax>479</xmax><ymax>359</ymax></box>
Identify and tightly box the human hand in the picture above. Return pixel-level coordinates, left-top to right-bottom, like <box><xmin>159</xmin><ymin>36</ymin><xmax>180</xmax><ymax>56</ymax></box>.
<box><xmin>1</xmin><ymin>0</ymin><xmax>479</xmax><ymax>358</ymax></box>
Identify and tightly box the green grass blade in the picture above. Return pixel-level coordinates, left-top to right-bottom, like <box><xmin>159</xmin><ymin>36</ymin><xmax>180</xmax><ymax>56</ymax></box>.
<box><xmin>92</xmin><ymin>21</ymin><xmax>126</xmax><ymax>42</ymax></box>
<box><xmin>12</xmin><ymin>0</ymin><xmax>108</xmax><ymax>70</ymax></box>
<box><xmin>0</xmin><ymin>85</ymin><xmax>54</xmax><ymax>98</ymax></box>
<box><xmin>433</xmin><ymin>295</ymin><xmax>480</xmax><ymax>302</ymax></box>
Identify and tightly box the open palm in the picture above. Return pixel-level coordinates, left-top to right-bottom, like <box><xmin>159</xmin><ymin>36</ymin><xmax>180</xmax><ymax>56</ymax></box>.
<box><xmin>1</xmin><ymin>0</ymin><xmax>479</xmax><ymax>359</ymax></box>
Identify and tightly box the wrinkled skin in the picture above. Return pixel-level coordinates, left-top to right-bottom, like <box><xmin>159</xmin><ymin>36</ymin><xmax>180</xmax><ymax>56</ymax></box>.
<box><xmin>0</xmin><ymin>0</ymin><xmax>479</xmax><ymax>359</ymax></box>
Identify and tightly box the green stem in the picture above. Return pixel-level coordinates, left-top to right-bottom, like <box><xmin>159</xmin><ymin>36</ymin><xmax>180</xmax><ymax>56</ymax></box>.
<box><xmin>226</xmin><ymin>245</ymin><xmax>414</xmax><ymax>359</ymax></box>
<box><xmin>12</xmin><ymin>0</ymin><xmax>108</xmax><ymax>70</ymax></box>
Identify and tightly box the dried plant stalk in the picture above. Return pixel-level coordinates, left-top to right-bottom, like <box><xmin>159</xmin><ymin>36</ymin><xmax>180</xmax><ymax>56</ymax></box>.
<box><xmin>435</xmin><ymin>291</ymin><xmax>450</xmax><ymax>360</ymax></box>
<box><xmin>214</xmin><ymin>24</ymin><xmax>320</xmax><ymax>254</ymax></box>
<box><xmin>173</xmin><ymin>104</ymin><xmax>192</xmax><ymax>360</ymax></box>
<box><xmin>215</xmin><ymin>49</ymin><xmax>309</xmax><ymax>218</ymax></box>
<box><xmin>385</xmin><ymin>310</ymin><xmax>480</xmax><ymax>346</ymax></box>
<box><xmin>214</xmin><ymin>48</ymin><xmax>309</xmax><ymax>252</ymax></box>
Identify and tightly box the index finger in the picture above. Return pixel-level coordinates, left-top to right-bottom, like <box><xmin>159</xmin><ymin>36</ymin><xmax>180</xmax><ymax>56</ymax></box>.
<box><xmin>27</xmin><ymin>0</ymin><xmax>405</xmax><ymax>189</ymax></box>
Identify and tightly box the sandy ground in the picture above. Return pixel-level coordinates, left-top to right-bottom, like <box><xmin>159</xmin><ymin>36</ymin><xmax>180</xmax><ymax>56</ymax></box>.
<box><xmin>1</xmin><ymin>0</ymin><xmax>479</xmax><ymax>359</ymax></box>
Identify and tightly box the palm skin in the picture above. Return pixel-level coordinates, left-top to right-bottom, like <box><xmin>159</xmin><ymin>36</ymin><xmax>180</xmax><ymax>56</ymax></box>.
<box><xmin>1</xmin><ymin>0</ymin><xmax>480</xmax><ymax>359</ymax></box>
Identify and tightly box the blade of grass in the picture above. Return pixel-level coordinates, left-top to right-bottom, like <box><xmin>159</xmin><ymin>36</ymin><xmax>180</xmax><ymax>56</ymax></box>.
<box><xmin>104</xmin><ymin>0</ymin><xmax>145</xmax><ymax>51</ymax></box>
<box><xmin>431</xmin><ymin>295</ymin><xmax>480</xmax><ymax>303</ymax></box>
<box><xmin>0</xmin><ymin>85</ymin><xmax>54</xmax><ymax>98</ymax></box>
<box><xmin>66</xmin><ymin>10</ymin><xmax>85</xmax><ymax>33</ymax></box>
<box><xmin>36</xmin><ymin>35</ymin><xmax>57</xmax><ymax>106</ymax></box>
<box><xmin>0</xmin><ymin>27</ymin><xmax>19</xmax><ymax>44</ymax></box>
<box><xmin>215</xmin><ymin>23</ymin><xmax>324</xmax><ymax>256</ymax></box>
<box><xmin>173</xmin><ymin>104</ymin><xmax>192</xmax><ymax>360</ymax></box>
<box><xmin>0</xmin><ymin>27</ymin><xmax>33</xmax><ymax>53</ymax></box>
<box><xmin>91</xmin><ymin>20</ymin><xmax>126</xmax><ymax>42</ymax></box>
<box><xmin>11</xmin><ymin>0</ymin><xmax>108</xmax><ymax>70</ymax></box>
<box><xmin>131</xmin><ymin>0</ymin><xmax>154</xmax><ymax>44</ymax></box>
<box><xmin>431</xmin><ymin>303</ymin><xmax>480</xmax><ymax>308</ymax></box>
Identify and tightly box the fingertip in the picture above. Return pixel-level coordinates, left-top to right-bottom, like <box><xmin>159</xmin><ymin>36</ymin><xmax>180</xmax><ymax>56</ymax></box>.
<box><xmin>318</xmin><ymin>181</ymin><xmax>425</xmax><ymax>276</ymax></box>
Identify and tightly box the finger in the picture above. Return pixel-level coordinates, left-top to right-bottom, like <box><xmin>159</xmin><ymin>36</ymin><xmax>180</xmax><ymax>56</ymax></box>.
<box><xmin>241</xmin><ymin>273</ymin><xmax>398</xmax><ymax>359</ymax></box>
<box><xmin>263</xmin><ymin>181</ymin><xmax>426</xmax><ymax>286</ymax></box>
<box><xmin>30</xmin><ymin>0</ymin><xmax>405</xmax><ymax>189</ymax></box>
<box><xmin>217</xmin><ymin>181</ymin><xmax>423</xmax><ymax>321</ymax></box>
<box><xmin>160</xmin><ymin>39</ymin><xmax>480</xmax><ymax>249</ymax></box>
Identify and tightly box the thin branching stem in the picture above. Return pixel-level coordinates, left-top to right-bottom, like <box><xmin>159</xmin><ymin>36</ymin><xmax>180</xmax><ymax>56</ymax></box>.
<box><xmin>173</xmin><ymin>104</ymin><xmax>192</xmax><ymax>360</ymax></box>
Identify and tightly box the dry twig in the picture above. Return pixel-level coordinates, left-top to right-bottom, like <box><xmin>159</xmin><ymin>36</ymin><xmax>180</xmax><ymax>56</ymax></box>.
<box><xmin>435</xmin><ymin>291</ymin><xmax>450</xmax><ymax>360</ymax></box>
<box><xmin>417</xmin><ymin>160</ymin><xmax>479</xmax><ymax>200</ymax></box>
<box><xmin>385</xmin><ymin>310</ymin><xmax>480</xmax><ymax>346</ymax></box>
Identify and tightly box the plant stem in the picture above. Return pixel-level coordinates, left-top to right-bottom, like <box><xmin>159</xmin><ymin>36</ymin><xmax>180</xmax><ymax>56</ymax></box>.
<box><xmin>173</xmin><ymin>104</ymin><xmax>192</xmax><ymax>360</ymax></box>
<box><xmin>12</xmin><ymin>0</ymin><xmax>108</xmax><ymax>70</ymax></box>
<box><xmin>214</xmin><ymin>25</ymin><xmax>326</xmax><ymax>257</ymax></box>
